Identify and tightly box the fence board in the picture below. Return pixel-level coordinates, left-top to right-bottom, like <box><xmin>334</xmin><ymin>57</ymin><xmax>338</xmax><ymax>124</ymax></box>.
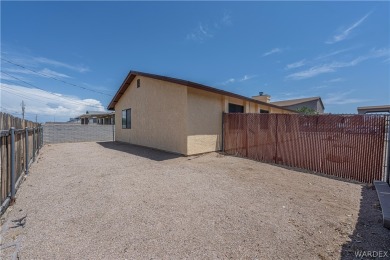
<box><xmin>224</xmin><ymin>113</ymin><xmax>388</xmax><ymax>183</ymax></box>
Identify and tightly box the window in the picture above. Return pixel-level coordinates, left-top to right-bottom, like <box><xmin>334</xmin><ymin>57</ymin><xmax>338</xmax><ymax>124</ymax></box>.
<box><xmin>259</xmin><ymin>109</ymin><xmax>269</xmax><ymax>114</ymax></box>
<box><xmin>228</xmin><ymin>103</ymin><xmax>244</xmax><ymax>113</ymax></box>
<box><xmin>122</xmin><ymin>108</ymin><xmax>131</xmax><ymax>129</ymax></box>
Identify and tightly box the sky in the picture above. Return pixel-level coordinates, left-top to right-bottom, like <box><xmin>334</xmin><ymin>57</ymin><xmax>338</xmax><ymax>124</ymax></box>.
<box><xmin>1</xmin><ymin>1</ymin><xmax>389</xmax><ymax>122</ymax></box>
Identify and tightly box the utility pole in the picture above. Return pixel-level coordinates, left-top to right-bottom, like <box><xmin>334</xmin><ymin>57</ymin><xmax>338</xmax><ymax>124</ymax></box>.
<box><xmin>21</xmin><ymin>100</ymin><xmax>26</xmax><ymax>120</ymax></box>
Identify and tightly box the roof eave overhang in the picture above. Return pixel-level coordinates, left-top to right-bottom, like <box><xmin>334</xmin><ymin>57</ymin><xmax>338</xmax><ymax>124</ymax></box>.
<box><xmin>107</xmin><ymin>71</ymin><xmax>297</xmax><ymax>113</ymax></box>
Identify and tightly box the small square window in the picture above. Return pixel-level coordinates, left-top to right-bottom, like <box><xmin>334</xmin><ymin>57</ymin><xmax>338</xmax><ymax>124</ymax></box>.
<box><xmin>122</xmin><ymin>108</ymin><xmax>131</xmax><ymax>129</ymax></box>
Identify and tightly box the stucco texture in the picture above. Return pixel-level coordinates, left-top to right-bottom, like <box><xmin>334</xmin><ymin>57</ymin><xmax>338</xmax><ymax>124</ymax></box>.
<box><xmin>115</xmin><ymin>76</ymin><xmax>188</xmax><ymax>154</ymax></box>
<box><xmin>186</xmin><ymin>88</ymin><xmax>223</xmax><ymax>155</ymax></box>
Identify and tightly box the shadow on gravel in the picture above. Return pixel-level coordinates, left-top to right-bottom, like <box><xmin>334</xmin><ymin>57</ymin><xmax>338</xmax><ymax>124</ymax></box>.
<box><xmin>340</xmin><ymin>186</ymin><xmax>390</xmax><ymax>259</ymax></box>
<box><xmin>97</xmin><ymin>141</ymin><xmax>181</xmax><ymax>161</ymax></box>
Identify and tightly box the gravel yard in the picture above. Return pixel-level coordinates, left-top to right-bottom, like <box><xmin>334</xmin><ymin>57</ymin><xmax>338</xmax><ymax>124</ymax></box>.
<box><xmin>1</xmin><ymin>142</ymin><xmax>389</xmax><ymax>259</ymax></box>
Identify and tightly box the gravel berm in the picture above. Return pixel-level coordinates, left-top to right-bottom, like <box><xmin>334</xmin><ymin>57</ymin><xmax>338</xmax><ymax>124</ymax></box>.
<box><xmin>1</xmin><ymin>142</ymin><xmax>389</xmax><ymax>259</ymax></box>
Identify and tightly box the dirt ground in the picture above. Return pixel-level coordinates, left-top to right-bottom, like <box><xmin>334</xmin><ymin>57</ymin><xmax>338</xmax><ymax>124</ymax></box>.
<box><xmin>1</xmin><ymin>142</ymin><xmax>389</xmax><ymax>259</ymax></box>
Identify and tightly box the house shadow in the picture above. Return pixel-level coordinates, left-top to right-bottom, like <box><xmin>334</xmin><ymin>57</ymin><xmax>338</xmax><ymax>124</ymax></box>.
<box><xmin>96</xmin><ymin>141</ymin><xmax>181</xmax><ymax>161</ymax></box>
<box><xmin>340</xmin><ymin>185</ymin><xmax>390</xmax><ymax>259</ymax></box>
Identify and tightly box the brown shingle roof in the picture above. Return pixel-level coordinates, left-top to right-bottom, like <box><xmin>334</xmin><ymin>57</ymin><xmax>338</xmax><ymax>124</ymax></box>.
<box><xmin>271</xmin><ymin>97</ymin><xmax>324</xmax><ymax>109</ymax></box>
<box><xmin>107</xmin><ymin>71</ymin><xmax>296</xmax><ymax>113</ymax></box>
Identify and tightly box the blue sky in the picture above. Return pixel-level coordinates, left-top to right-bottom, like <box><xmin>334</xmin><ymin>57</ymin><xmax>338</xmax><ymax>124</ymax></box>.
<box><xmin>1</xmin><ymin>1</ymin><xmax>389</xmax><ymax>122</ymax></box>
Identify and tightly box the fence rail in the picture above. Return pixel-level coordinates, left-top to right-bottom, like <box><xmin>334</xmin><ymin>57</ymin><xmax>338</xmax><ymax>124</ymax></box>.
<box><xmin>223</xmin><ymin>113</ymin><xmax>389</xmax><ymax>183</ymax></box>
<box><xmin>0</xmin><ymin>112</ymin><xmax>43</xmax><ymax>215</ymax></box>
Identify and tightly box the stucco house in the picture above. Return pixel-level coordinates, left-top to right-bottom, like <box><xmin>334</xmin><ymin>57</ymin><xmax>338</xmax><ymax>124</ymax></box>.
<box><xmin>271</xmin><ymin>97</ymin><xmax>325</xmax><ymax>114</ymax></box>
<box><xmin>108</xmin><ymin>71</ymin><xmax>295</xmax><ymax>156</ymax></box>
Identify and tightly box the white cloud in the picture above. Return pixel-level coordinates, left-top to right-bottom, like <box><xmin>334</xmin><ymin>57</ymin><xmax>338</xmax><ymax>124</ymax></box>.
<box><xmin>262</xmin><ymin>48</ymin><xmax>282</xmax><ymax>57</ymax></box>
<box><xmin>0</xmin><ymin>72</ymin><xmax>16</xmax><ymax>81</ymax></box>
<box><xmin>324</xmin><ymin>91</ymin><xmax>371</xmax><ymax>105</ymax></box>
<box><xmin>311</xmin><ymin>85</ymin><xmax>330</xmax><ymax>90</ymax></box>
<box><xmin>326</xmin><ymin>12</ymin><xmax>372</xmax><ymax>44</ymax></box>
<box><xmin>187</xmin><ymin>12</ymin><xmax>232</xmax><ymax>42</ymax></box>
<box><xmin>316</xmin><ymin>48</ymin><xmax>353</xmax><ymax>60</ymax></box>
<box><xmin>1</xmin><ymin>71</ymin><xmax>32</xmax><ymax>83</ymax></box>
<box><xmin>186</xmin><ymin>23</ymin><xmax>213</xmax><ymax>42</ymax></box>
<box><xmin>40</xmin><ymin>68</ymin><xmax>71</xmax><ymax>78</ymax></box>
<box><xmin>221</xmin><ymin>78</ymin><xmax>235</xmax><ymax>85</ymax></box>
<box><xmin>239</xmin><ymin>75</ymin><xmax>257</xmax><ymax>82</ymax></box>
<box><xmin>0</xmin><ymin>83</ymin><xmax>105</xmax><ymax>122</ymax></box>
<box><xmin>34</xmin><ymin>57</ymin><xmax>90</xmax><ymax>73</ymax></box>
<box><xmin>220</xmin><ymin>74</ymin><xmax>257</xmax><ymax>85</ymax></box>
<box><xmin>3</xmin><ymin>67</ymin><xmax>71</xmax><ymax>79</ymax></box>
<box><xmin>287</xmin><ymin>65</ymin><xmax>336</xmax><ymax>80</ymax></box>
<box><xmin>221</xmin><ymin>12</ymin><xmax>232</xmax><ymax>26</ymax></box>
<box><xmin>287</xmin><ymin>48</ymin><xmax>389</xmax><ymax>80</ymax></box>
<box><xmin>4</xmin><ymin>67</ymin><xmax>37</xmax><ymax>76</ymax></box>
<box><xmin>285</xmin><ymin>60</ymin><xmax>306</xmax><ymax>70</ymax></box>
<box><xmin>325</xmin><ymin>78</ymin><xmax>344</xmax><ymax>83</ymax></box>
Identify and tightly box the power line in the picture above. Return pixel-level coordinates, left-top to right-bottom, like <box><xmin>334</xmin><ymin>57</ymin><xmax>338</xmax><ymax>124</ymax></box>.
<box><xmin>1</xmin><ymin>57</ymin><xmax>113</xmax><ymax>96</ymax></box>
<box><xmin>1</xmin><ymin>87</ymin><xmax>43</xmax><ymax>103</ymax></box>
<box><xmin>1</xmin><ymin>71</ymin><xmax>104</xmax><ymax>109</ymax></box>
<box><xmin>2</xmin><ymin>85</ymin><xmax>104</xmax><ymax>110</ymax></box>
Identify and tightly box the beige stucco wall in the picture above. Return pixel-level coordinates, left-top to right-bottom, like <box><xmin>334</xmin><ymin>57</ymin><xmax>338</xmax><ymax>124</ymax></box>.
<box><xmin>186</xmin><ymin>88</ymin><xmax>224</xmax><ymax>155</ymax></box>
<box><xmin>114</xmin><ymin>76</ymin><xmax>188</xmax><ymax>154</ymax></box>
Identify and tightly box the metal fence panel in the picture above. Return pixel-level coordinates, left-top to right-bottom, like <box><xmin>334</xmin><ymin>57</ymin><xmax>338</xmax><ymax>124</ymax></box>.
<box><xmin>223</xmin><ymin>113</ymin><xmax>389</xmax><ymax>183</ymax></box>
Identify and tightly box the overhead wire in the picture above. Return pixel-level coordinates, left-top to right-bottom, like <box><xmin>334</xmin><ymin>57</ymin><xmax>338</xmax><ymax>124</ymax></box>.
<box><xmin>1</xmin><ymin>57</ymin><xmax>113</xmax><ymax>96</ymax></box>
<box><xmin>1</xmin><ymin>71</ymin><xmax>105</xmax><ymax>109</ymax></box>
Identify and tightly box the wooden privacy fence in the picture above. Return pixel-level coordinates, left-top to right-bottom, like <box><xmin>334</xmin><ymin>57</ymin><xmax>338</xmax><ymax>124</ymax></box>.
<box><xmin>0</xmin><ymin>112</ymin><xmax>43</xmax><ymax>215</ymax></box>
<box><xmin>223</xmin><ymin>113</ymin><xmax>390</xmax><ymax>183</ymax></box>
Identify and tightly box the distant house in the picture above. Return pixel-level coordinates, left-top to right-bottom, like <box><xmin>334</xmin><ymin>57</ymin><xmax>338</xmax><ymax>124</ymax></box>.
<box><xmin>357</xmin><ymin>105</ymin><xmax>390</xmax><ymax>114</ymax></box>
<box><xmin>107</xmin><ymin>71</ymin><xmax>296</xmax><ymax>156</ymax></box>
<box><xmin>77</xmin><ymin>111</ymin><xmax>115</xmax><ymax>125</ymax></box>
<box><xmin>271</xmin><ymin>97</ymin><xmax>325</xmax><ymax>114</ymax></box>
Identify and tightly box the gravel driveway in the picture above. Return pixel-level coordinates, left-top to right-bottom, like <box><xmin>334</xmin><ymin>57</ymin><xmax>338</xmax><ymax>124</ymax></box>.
<box><xmin>1</xmin><ymin>142</ymin><xmax>389</xmax><ymax>259</ymax></box>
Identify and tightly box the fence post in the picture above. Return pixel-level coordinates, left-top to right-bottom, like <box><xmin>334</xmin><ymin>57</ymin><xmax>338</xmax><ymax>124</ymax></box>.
<box><xmin>33</xmin><ymin>127</ymin><xmax>36</xmax><ymax>162</ymax></box>
<box><xmin>386</xmin><ymin>116</ymin><xmax>390</xmax><ymax>184</ymax></box>
<box><xmin>112</xmin><ymin>123</ymin><xmax>115</xmax><ymax>142</ymax></box>
<box><xmin>221</xmin><ymin>112</ymin><xmax>225</xmax><ymax>152</ymax></box>
<box><xmin>245</xmin><ymin>114</ymin><xmax>249</xmax><ymax>157</ymax></box>
<box><xmin>37</xmin><ymin>127</ymin><xmax>40</xmax><ymax>153</ymax></box>
<box><xmin>41</xmin><ymin>126</ymin><xmax>44</xmax><ymax>147</ymax></box>
<box><xmin>10</xmin><ymin>127</ymin><xmax>16</xmax><ymax>202</ymax></box>
<box><xmin>25</xmin><ymin>127</ymin><xmax>29</xmax><ymax>175</ymax></box>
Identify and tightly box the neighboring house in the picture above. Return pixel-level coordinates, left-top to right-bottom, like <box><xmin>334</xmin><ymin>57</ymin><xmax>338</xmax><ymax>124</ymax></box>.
<box><xmin>357</xmin><ymin>105</ymin><xmax>390</xmax><ymax>114</ymax></box>
<box><xmin>271</xmin><ymin>97</ymin><xmax>325</xmax><ymax>114</ymax></box>
<box><xmin>77</xmin><ymin>111</ymin><xmax>115</xmax><ymax>125</ymax></box>
<box><xmin>107</xmin><ymin>71</ymin><xmax>296</xmax><ymax>156</ymax></box>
